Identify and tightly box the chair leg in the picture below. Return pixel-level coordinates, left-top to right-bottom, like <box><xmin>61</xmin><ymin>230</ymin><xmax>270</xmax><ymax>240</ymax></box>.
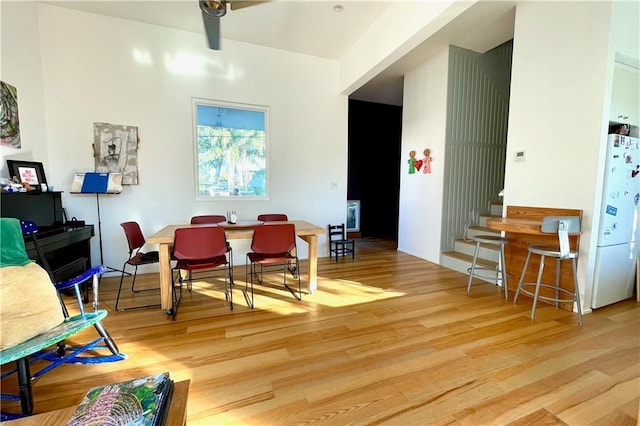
<box><xmin>93</xmin><ymin>322</ymin><xmax>120</xmax><ymax>355</ymax></box>
<box><xmin>499</xmin><ymin>243</ymin><xmax>508</xmax><ymax>300</ymax></box>
<box><xmin>226</xmin><ymin>264</ymin><xmax>234</xmax><ymax>311</ymax></box>
<box><xmin>467</xmin><ymin>241</ymin><xmax>481</xmax><ymax>293</ymax></box>
<box><xmin>115</xmin><ymin>263</ymin><xmax>160</xmax><ymax>312</ymax></box>
<box><xmin>16</xmin><ymin>358</ymin><xmax>33</xmax><ymax>415</ymax></box>
<box><xmin>554</xmin><ymin>258</ymin><xmax>561</xmax><ymax>308</ymax></box>
<box><xmin>571</xmin><ymin>258</ymin><xmax>583</xmax><ymax>326</ymax></box>
<box><xmin>283</xmin><ymin>258</ymin><xmax>302</xmax><ymax>301</ymax></box>
<box><xmin>130</xmin><ymin>266</ymin><xmax>140</xmax><ymax>292</ymax></box>
<box><xmin>530</xmin><ymin>255</ymin><xmax>546</xmax><ymax>320</ymax></box>
<box><xmin>244</xmin><ymin>258</ymin><xmax>255</xmax><ymax>308</ymax></box>
<box><xmin>114</xmin><ymin>263</ymin><xmax>128</xmax><ymax>311</ymax></box>
<box><xmin>513</xmin><ymin>250</ymin><xmax>532</xmax><ymax>304</ymax></box>
<box><xmin>170</xmin><ymin>270</ymin><xmax>183</xmax><ymax>321</ymax></box>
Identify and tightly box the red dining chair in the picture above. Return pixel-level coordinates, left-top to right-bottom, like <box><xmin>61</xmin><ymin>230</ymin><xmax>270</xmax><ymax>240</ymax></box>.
<box><xmin>190</xmin><ymin>215</ymin><xmax>232</xmax><ymax>251</ymax></box>
<box><xmin>256</xmin><ymin>214</ymin><xmax>296</xmax><ymax>277</ymax></box>
<box><xmin>257</xmin><ymin>214</ymin><xmax>288</xmax><ymax>222</ymax></box>
<box><xmin>171</xmin><ymin>226</ymin><xmax>233</xmax><ymax>320</ymax></box>
<box><xmin>245</xmin><ymin>223</ymin><xmax>301</xmax><ymax>308</ymax></box>
<box><xmin>190</xmin><ymin>215</ymin><xmax>227</xmax><ymax>224</ymax></box>
<box><xmin>115</xmin><ymin>221</ymin><xmax>161</xmax><ymax>311</ymax></box>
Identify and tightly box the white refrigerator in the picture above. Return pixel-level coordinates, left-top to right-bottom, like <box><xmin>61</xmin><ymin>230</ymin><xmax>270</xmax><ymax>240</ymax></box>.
<box><xmin>591</xmin><ymin>134</ymin><xmax>640</xmax><ymax>309</ymax></box>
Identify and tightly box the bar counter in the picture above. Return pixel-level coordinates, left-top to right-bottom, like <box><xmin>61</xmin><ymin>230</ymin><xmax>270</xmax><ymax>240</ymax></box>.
<box><xmin>486</xmin><ymin>205</ymin><xmax>582</xmax><ymax>311</ymax></box>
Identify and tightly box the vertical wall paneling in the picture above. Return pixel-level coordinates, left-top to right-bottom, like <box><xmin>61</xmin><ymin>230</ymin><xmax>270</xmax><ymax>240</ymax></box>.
<box><xmin>441</xmin><ymin>41</ymin><xmax>512</xmax><ymax>250</ymax></box>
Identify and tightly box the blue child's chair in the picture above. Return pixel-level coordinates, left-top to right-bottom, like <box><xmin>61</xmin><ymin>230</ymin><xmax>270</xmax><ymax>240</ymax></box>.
<box><xmin>0</xmin><ymin>218</ymin><xmax>125</xmax><ymax>419</ymax></box>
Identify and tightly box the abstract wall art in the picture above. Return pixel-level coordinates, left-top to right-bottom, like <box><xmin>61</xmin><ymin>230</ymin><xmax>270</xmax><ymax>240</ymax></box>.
<box><xmin>93</xmin><ymin>122</ymin><xmax>139</xmax><ymax>185</ymax></box>
<box><xmin>0</xmin><ymin>81</ymin><xmax>21</xmax><ymax>148</ymax></box>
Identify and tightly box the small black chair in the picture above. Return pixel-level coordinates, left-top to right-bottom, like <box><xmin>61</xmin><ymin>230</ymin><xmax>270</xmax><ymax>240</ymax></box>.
<box><xmin>328</xmin><ymin>223</ymin><xmax>355</xmax><ymax>262</ymax></box>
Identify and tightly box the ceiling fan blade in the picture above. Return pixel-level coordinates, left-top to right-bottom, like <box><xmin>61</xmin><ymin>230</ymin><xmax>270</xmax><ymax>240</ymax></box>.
<box><xmin>229</xmin><ymin>1</ymin><xmax>267</xmax><ymax>11</ymax></box>
<box><xmin>201</xmin><ymin>12</ymin><xmax>221</xmax><ymax>50</ymax></box>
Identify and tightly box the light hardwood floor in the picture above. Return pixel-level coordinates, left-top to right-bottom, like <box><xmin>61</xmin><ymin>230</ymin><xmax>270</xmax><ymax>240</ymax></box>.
<box><xmin>3</xmin><ymin>239</ymin><xmax>639</xmax><ymax>425</ymax></box>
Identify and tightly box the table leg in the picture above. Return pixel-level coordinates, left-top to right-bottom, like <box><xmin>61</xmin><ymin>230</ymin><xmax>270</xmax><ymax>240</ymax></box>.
<box><xmin>299</xmin><ymin>234</ymin><xmax>318</xmax><ymax>293</ymax></box>
<box><xmin>158</xmin><ymin>244</ymin><xmax>172</xmax><ymax>311</ymax></box>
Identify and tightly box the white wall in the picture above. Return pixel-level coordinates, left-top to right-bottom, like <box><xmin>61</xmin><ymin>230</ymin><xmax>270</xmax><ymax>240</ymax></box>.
<box><xmin>503</xmin><ymin>1</ymin><xmax>613</xmax><ymax>311</ymax></box>
<box><xmin>397</xmin><ymin>48</ymin><xmax>449</xmax><ymax>262</ymax></box>
<box><xmin>0</xmin><ymin>1</ymin><xmax>49</xmax><ymax>169</ymax></box>
<box><xmin>339</xmin><ymin>0</ymin><xmax>471</xmax><ymax>96</ymax></box>
<box><xmin>2</xmin><ymin>3</ymin><xmax>348</xmax><ymax>271</ymax></box>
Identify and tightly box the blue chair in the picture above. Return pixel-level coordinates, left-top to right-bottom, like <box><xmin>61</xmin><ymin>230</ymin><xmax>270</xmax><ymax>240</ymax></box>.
<box><xmin>0</xmin><ymin>218</ymin><xmax>125</xmax><ymax>419</ymax></box>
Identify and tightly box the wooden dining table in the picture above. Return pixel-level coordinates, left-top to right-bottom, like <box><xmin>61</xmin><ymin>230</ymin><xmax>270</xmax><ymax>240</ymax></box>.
<box><xmin>147</xmin><ymin>220</ymin><xmax>325</xmax><ymax>312</ymax></box>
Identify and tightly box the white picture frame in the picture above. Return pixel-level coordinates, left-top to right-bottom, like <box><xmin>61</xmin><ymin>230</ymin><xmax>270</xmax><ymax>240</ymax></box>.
<box><xmin>347</xmin><ymin>200</ymin><xmax>360</xmax><ymax>232</ymax></box>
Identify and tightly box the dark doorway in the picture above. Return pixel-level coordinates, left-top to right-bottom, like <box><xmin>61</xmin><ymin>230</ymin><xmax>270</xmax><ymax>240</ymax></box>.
<box><xmin>347</xmin><ymin>99</ymin><xmax>403</xmax><ymax>241</ymax></box>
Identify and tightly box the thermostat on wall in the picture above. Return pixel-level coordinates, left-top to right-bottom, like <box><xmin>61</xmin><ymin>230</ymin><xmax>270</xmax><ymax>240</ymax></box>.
<box><xmin>514</xmin><ymin>150</ymin><xmax>527</xmax><ymax>162</ymax></box>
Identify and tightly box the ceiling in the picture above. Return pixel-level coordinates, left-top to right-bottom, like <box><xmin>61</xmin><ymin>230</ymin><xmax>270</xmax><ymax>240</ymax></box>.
<box><xmin>46</xmin><ymin>1</ymin><xmax>391</xmax><ymax>59</ymax></box>
<box><xmin>44</xmin><ymin>0</ymin><xmax>516</xmax><ymax>106</ymax></box>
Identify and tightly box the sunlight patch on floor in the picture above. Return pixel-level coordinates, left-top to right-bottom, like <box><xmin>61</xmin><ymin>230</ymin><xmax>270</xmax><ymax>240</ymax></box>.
<box><xmin>309</xmin><ymin>277</ymin><xmax>405</xmax><ymax>307</ymax></box>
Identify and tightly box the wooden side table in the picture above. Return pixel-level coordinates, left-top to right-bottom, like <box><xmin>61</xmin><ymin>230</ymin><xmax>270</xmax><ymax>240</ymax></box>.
<box><xmin>4</xmin><ymin>379</ymin><xmax>190</xmax><ymax>425</ymax></box>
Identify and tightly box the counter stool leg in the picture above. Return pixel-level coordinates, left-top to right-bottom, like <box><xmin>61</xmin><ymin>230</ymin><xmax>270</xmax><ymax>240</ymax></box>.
<box><xmin>466</xmin><ymin>241</ymin><xmax>481</xmax><ymax>293</ymax></box>
<box><xmin>572</xmin><ymin>258</ymin><xmax>583</xmax><ymax>326</ymax></box>
<box><xmin>530</xmin><ymin>255</ymin><xmax>546</xmax><ymax>320</ymax></box>
<box><xmin>499</xmin><ymin>243</ymin><xmax>508</xmax><ymax>300</ymax></box>
<box><xmin>513</xmin><ymin>250</ymin><xmax>532</xmax><ymax>304</ymax></box>
<box><xmin>554</xmin><ymin>258</ymin><xmax>561</xmax><ymax>308</ymax></box>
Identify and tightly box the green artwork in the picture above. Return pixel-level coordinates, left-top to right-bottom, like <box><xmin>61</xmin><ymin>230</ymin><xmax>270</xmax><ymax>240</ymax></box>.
<box><xmin>0</xmin><ymin>81</ymin><xmax>21</xmax><ymax>149</ymax></box>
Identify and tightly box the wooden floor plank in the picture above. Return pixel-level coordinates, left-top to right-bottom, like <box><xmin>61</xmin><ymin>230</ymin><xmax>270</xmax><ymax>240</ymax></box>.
<box><xmin>2</xmin><ymin>238</ymin><xmax>638</xmax><ymax>424</ymax></box>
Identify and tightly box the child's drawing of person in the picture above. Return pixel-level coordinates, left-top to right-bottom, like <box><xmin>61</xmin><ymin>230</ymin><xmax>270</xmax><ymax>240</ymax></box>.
<box><xmin>423</xmin><ymin>148</ymin><xmax>432</xmax><ymax>174</ymax></box>
<box><xmin>408</xmin><ymin>150</ymin><xmax>417</xmax><ymax>174</ymax></box>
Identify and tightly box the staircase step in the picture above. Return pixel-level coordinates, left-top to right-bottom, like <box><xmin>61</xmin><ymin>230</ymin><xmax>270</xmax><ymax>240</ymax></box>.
<box><xmin>490</xmin><ymin>202</ymin><xmax>503</xmax><ymax>216</ymax></box>
<box><xmin>441</xmin><ymin>251</ymin><xmax>498</xmax><ymax>282</ymax></box>
<box><xmin>479</xmin><ymin>213</ymin><xmax>502</xmax><ymax>227</ymax></box>
<box><xmin>465</xmin><ymin>225</ymin><xmax>501</xmax><ymax>239</ymax></box>
<box><xmin>453</xmin><ymin>238</ymin><xmax>500</xmax><ymax>262</ymax></box>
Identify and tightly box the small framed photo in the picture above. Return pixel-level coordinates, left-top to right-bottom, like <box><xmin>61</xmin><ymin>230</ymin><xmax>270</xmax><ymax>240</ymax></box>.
<box><xmin>6</xmin><ymin>160</ymin><xmax>47</xmax><ymax>186</ymax></box>
<box><xmin>347</xmin><ymin>200</ymin><xmax>360</xmax><ymax>232</ymax></box>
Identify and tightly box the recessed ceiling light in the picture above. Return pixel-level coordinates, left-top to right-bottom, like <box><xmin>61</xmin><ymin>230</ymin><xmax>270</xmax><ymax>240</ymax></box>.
<box><xmin>333</xmin><ymin>4</ymin><xmax>343</xmax><ymax>12</ymax></box>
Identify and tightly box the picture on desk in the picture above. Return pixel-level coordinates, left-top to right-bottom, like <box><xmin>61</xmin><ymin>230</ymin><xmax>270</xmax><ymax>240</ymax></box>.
<box><xmin>6</xmin><ymin>160</ymin><xmax>47</xmax><ymax>186</ymax></box>
<box><xmin>71</xmin><ymin>172</ymin><xmax>122</xmax><ymax>194</ymax></box>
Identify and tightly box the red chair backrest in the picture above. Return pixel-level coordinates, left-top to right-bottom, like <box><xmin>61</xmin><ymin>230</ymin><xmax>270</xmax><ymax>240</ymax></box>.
<box><xmin>121</xmin><ymin>221</ymin><xmax>146</xmax><ymax>253</ymax></box>
<box><xmin>250</xmin><ymin>223</ymin><xmax>296</xmax><ymax>255</ymax></box>
<box><xmin>173</xmin><ymin>226</ymin><xmax>228</xmax><ymax>260</ymax></box>
<box><xmin>257</xmin><ymin>214</ymin><xmax>288</xmax><ymax>222</ymax></box>
<box><xmin>191</xmin><ymin>215</ymin><xmax>227</xmax><ymax>224</ymax></box>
